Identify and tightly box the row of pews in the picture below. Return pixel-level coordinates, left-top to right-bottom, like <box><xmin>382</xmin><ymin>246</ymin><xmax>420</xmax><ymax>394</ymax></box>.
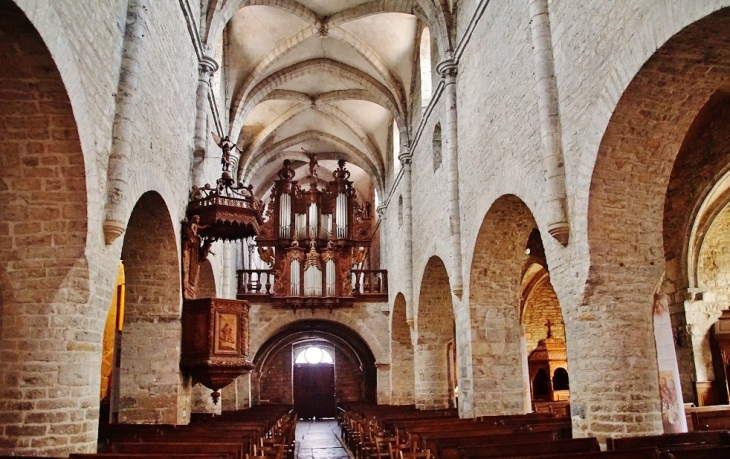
<box><xmin>0</xmin><ymin>404</ymin><xmax>296</xmax><ymax>459</ymax></box>
<box><xmin>338</xmin><ymin>403</ymin><xmax>730</xmax><ymax>459</ymax></box>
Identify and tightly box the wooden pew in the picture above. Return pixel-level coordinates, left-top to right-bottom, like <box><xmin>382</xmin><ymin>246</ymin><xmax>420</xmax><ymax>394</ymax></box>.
<box><xmin>606</xmin><ymin>430</ymin><xmax>730</xmax><ymax>450</ymax></box>
<box><xmin>687</xmin><ymin>406</ymin><xmax>730</xmax><ymax>431</ymax></box>
<box><xmin>457</xmin><ymin>437</ymin><xmax>599</xmax><ymax>459</ymax></box>
<box><xmin>428</xmin><ymin>431</ymin><xmax>559</xmax><ymax>459</ymax></box>
<box><xmin>416</xmin><ymin>421</ymin><xmax>572</xmax><ymax>457</ymax></box>
<box><xmin>110</xmin><ymin>441</ymin><xmax>245</xmax><ymax>459</ymax></box>
<box><xmin>70</xmin><ymin>455</ymin><xmax>232</xmax><ymax>459</ymax></box>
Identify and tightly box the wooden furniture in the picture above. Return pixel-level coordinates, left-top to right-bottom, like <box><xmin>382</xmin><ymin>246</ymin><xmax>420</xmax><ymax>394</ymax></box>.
<box><xmin>180</xmin><ymin>298</ymin><xmax>253</xmax><ymax>404</ymax></box>
<box><xmin>238</xmin><ymin>157</ymin><xmax>386</xmax><ymax>310</ymax></box>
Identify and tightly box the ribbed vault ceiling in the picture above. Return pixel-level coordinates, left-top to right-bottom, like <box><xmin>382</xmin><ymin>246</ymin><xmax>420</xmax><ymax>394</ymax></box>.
<box><xmin>205</xmin><ymin>0</ymin><xmax>452</xmax><ymax>199</ymax></box>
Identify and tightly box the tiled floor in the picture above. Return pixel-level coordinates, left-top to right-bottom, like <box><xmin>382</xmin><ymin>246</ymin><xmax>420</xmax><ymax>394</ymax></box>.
<box><xmin>295</xmin><ymin>420</ymin><xmax>351</xmax><ymax>459</ymax></box>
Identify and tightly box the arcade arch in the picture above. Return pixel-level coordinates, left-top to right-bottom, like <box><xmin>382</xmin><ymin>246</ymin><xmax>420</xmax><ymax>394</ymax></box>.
<box><xmin>585</xmin><ymin>6</ymin><xmax>730</xmax><ymax>438</ymax></box>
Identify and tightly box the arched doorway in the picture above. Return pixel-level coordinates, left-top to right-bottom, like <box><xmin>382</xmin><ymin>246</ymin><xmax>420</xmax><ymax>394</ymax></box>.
<box><xmin>585</xmin><ymin>6</ymin><xmax>730</xmax><ymax>438</ymax></box>
<box><xmin>293</xmin><ymin>344</ymin><xmax>336</xmax><ymax>419</ymax></box>
<box><xmin>253</xmin><ymin>320</ymin><xmax>377</xmax><ymax>413</ymax></box>
<box><xmin>119</xmin><ymin>191</ymin><xmax>186</xmax><ymax>424</ymax></box>
<box><xmin>415</xmin><ymin>256</ymin><xmax>455</xmax><ymax>410</ymax></box>
<box><xmin>0</xmin><ymin>3</ymin><xmax>91</xmax><ymax>455</ymax></box>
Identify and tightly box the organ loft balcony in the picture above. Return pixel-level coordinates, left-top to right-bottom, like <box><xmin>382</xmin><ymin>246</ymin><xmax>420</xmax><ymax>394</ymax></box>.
<box><xmin>236</xmin><ymin>156</ymin><xmax>388</xmax><ymax>310</ymax></box>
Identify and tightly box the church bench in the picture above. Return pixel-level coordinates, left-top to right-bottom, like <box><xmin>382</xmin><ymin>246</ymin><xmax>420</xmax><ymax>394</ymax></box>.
<box><xmin>606</xmin><ymin>430</ymin><xmax>730</xmax><ymax>450</ymax></box>
<box><xmin>688</xmin><ymin>407</ymin><xmax>730</xmax><ymax>430</ymax></box>
<box><xmin>109</xmin><ymin>441</ymin><xmax>244</xmax><ymax>459</ymax></box>
<box><xmin>422</xmin><ymin>431</ymin><xmax>559</xmax><ymax>459</ymax></box>
<box><xmin>654</xmin><ymin>444</ymin><xmax>730</xmax><ymax>458</ymax></box>
<box><xmin>99</xmin><ymin>427</ymin><xmax>262</xmax><ymax>454</ymax></box>
<box><xmin>404</xmin><ymin>418</ymin><xmax>572</xmax><ymax>447</ymax></box>
<box><xmin>456</xmin><ymin>438</ymin><xmax>598</xmax><ymax>459</ymax></box>
<box><xmin>415</xmin><ymin>421</ymin><xmax>572</xmax><ymax>456</ymax></box>
<box><xmin>497</xmin><ymin>449</ymin><xmax>660</xmax><ymax>459</ymax></box>
<box><xmin>70</xmin><ymin>454</ymin><xmax>232</xmax><ymax>459</ymax></box>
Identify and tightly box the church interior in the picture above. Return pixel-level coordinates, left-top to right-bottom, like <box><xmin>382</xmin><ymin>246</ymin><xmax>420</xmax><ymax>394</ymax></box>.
<box><xmin>2</xmin><ymin>0</ymin><xmax>730</xmax><ymax>457</ymax></box>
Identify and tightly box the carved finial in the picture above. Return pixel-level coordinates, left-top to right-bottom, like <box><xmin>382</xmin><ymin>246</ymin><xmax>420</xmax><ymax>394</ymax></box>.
<box><xmin>278</xmin><ymin>159</ymin><xmax>295</xmax><ymax>181</ymax></box>
<box><xmin>545</xmin><ymin>319</ymin><xmax>553</xmax><ymax>338</ymax></box>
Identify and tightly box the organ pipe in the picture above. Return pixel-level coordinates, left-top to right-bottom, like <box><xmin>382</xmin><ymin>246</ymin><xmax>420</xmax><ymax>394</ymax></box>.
<box><xmin>336</xmin><ymin>193</ymin><xmax>347</xmax><ymax>239</ymax></box>
<box><xmin>279</xmin><ymin>193</ymin><xmax>291</xmax><ymax>238</ymax></box>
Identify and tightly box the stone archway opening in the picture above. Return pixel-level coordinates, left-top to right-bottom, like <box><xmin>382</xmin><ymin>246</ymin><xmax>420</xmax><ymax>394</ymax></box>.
<box><xmin>252</xmin><ymin>320</ymin><xmax>377</xmax><ymax>411</ymax></box>
<box><xmin>520</xmin><ymin>228</ymin><xmax>569</xmax><ymax>410</ymax></box>
<box><xmin>119</xmin><ymin>191</ymin><xmax>187</xmax><ymax>424</ymax></box>
<box><xmin>391</xmin><ymin>292</ymin><xmax>415</xmax><ymax>405</ymax></box>
<box><xmin>0</xmin><ymin>3</ymin><xmax>91</xmax><ymax>455</ymax></box>
<box><xmin>661</xmin><ymin>89</ymin><xmax>730</xmax><ymax>407</ymax></box>
<box><xmin>415</xmin><ymin>256</ymin><xmax>455</xmax><ymax>410</ymax></box>
<box><xmin>586</xmin><ymin>7</ymin><xmax>730</xmax><ymax>439</ymax></box>
<box><xmin>468</xmin><ymin>195</ymin><xmax>555</xmax><ymax>417</ymax></box>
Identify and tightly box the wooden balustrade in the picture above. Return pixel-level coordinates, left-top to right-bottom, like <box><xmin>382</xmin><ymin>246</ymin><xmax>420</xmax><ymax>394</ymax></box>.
<box><xmin>237</xmin><ymin>269</ymin><xmax>388</xmax><ymax>302</ymax></box>
<box><xmin>352</xmin><ymin>270</ymin><xmax>388</xmax><ymax>295</ymax></box>
<box><xmin>237</xmin><ymin>269</ymin><xmax>275</xmax><ymax>295</ymax></box>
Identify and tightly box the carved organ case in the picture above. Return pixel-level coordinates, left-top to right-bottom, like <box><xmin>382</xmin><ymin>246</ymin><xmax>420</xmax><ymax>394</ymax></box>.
<box><xmin>249</xmin><ymin>158</ymin><xmax>379</xmax><ymax>309</ymax></box>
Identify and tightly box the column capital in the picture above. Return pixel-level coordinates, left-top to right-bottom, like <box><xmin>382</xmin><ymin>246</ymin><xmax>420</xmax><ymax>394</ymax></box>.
<box><xmin>199</xmin><ymin>56</ymin><xmax>219</xmax><ymax>80</ymax></box>
<box><xmin>436</xmin><ymin>58</ymin><xmax>458</xmax><ymax>81</ymax></box>
<box><xmin>398</xmin><ymin>145</ymin><xmax>412</xmax><ymax>165</ymax></box>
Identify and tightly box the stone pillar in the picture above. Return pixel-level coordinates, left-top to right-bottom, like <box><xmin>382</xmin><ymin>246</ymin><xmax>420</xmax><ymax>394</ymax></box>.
<box><xmin>520</xmin><ymin>325</ymin><xmax>532</xmax><ymax>412</ymax></box>
<box><xmin>436</xmin><ymin>58</ymin><xmax>464</xmax><ymax>296</ymax></box>
<box><xmin>376</xmin><ymin>363</ymin><xmax>392</xmax><ymax>404</ymax></box>
<box><xmin>414</xmin><ymin>343</ymin><xmax>450</xmax><ymax>409</ymax></box>
<box><xmin>192</xmin><ymin>55</ymin><xmax>218</xmax><ymax>187</ymax></box>
<box><xmin>400</xmin><ymin>149</ymin><xmax>415</xmax><ymax>321</ymax></box>
<box><xmin>222</xmin><ymin>241</ymin><xmax>232</xmax><ymax>298</ymax></box>
<box><xmin>528</xmin><ymin>0</ymin><xmax>569</xmax><ymax>245</ymax></box>
<box><xmin>103</xmin><ymin>0</ymin><xmax>149</xmax><ymax>244</ymax></box>
<box><xmin>193</xmin><ymin>383</ymin><xmax>221</xmax><ymax>414</ymax></box>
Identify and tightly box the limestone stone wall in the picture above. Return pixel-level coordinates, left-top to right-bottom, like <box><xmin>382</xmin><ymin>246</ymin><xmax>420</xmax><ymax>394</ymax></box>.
<box><xmin>523</xmin><ymin>279</ymin><xmax>565</xmax><ymax>353</ymax></box>
<box><xmin>0</xmin><ymin>0</ymin><xmax>204</xmax><ymax>454</ymax></box>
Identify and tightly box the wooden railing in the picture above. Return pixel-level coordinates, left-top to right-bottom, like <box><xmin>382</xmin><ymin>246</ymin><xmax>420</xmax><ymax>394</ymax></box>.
<box><xmin>352</xmin><ymin>270</ymin><xmax>388</xmax><ymax>295</ymax></box>
<box><xmin>237</xmin><ymin>269</ymin><xmax>275</xmax><ymax>295</ymax></box>
<box><xmin>236</xmin><ymin>269</ymin><xmax>388</xmax><ymax>298</ymax></box>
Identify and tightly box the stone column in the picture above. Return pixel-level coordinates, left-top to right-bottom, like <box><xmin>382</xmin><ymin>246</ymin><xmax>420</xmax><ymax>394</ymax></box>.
<box><xmin>376</xmin><ymin>363</ymin><xmax>392</xmax><ymax>404</ymax></box>
<box><xmin>192</xmin><ymin>55</ymin><xmax>218</xmax><ymax>186</ymax></box>
<box><xmin>400</xmin><ymin>148</ymin><xmax>415</xmax><ymax>321</ymax></box>
<box><xmin>436</xmin><ymin>58</ymin><xmax>464</xmax><ymax>296</ymax></box>
<box><xmin>103</xmin><ymin>0</ymin><xmax>149</xmax><ymax>244</ymax></box>
<box><xmin>414</xmin><ymin>343</ymin><xmax>450</xmax><ymax>409</ymax></box>
<box><xmin>528</xmin><ymin>0</ymin><xmax>569</xmax><ymax>245</ymax></box>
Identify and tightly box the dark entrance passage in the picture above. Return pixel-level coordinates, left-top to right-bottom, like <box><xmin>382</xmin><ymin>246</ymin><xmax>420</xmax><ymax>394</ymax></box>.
<box><xmin>294</xmin><ymin>363</ymin><xmax>335</xmax><ymax>419</ymax></box>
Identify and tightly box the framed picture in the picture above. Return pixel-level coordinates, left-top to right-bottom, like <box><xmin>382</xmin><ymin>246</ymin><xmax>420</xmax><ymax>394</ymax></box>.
<box><xmin>215</xmin><ymin>312</ymin><xmax>238</xmax><ymax>354</ymax></box>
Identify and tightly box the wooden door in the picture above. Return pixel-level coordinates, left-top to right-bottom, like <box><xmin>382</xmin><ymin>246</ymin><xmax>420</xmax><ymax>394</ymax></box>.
<box><xmin>293</xmin><ymin>363</ymin><xmax>335</xmax><ymax>419</ymax></box>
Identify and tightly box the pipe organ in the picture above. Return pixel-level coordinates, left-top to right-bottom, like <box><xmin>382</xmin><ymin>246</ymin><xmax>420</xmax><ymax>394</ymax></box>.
<box><xmin>238</xmin><ymin>157</ymin><xmax>387</xmax><ymax>309</ymax></box>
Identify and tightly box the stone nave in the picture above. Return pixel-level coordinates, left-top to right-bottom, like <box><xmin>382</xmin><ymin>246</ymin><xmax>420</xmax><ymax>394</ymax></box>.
<box><xmin>1</xmin><ymin>0</ymin><xmax>730</xmax><ymax>456</ymax></box>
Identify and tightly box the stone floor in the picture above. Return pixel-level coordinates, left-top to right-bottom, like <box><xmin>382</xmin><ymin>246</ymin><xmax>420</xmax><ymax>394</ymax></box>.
<box><xmin>295</xmin><ymin>420</ymin><xmax>351</xmax><ymax>459</ymax></box>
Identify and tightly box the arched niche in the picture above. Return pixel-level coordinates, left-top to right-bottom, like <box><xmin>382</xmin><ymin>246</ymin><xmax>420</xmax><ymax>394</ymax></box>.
<box><xmin>415</xmin><ymin>256</ymin><xmax>455</xmax><ymax>410</ymax></box>
<box><xmin>119</xmin><ymin>191</ymin><xmax>186</xmax><ymax>424</ymax></box>
<box><xmin>391</xmin><ymin>292</ymin><xmax>415</xmax><ymax>405</ymax></box>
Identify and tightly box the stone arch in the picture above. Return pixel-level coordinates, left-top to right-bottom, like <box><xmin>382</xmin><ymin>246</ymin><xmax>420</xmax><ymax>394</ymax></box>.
<box><xmin>661</xmin><ymin>89</ymin><xmax>730</xmax><ymax>403</ymax></box>
<box><xmin>584</xmin><ymin>7</ymin><xmax>730</xmax><ymax>439</ymax></box>
<box><xmin>0</xmin><ymin>3</ymin><xmax>92</xmax><ymax>455</ymax></box>
<box><xmin>467</xmin><ymin>195</ymin><xmax>538</xmax><ymax>417</ymax></box>
<box><xmin>391</xmin><ymin>293</ymin><xmax>415</xmax><ymax>405</ymax></box>
<box><xmin>197</xmin><ymin>260</ymin><xmax>217</xmax><ymax>298</ymax></box>
<box><xmin>415</xmin><ymin>256</ymin><xmax>455</xmax><ymax>409</ymax></box>
<box><xmin>252</xmin><ymin>319</ymin><xmax>378</xmax><ymax>405</ymax></box>
<box><xmin>119</xmin><ymin>191</ymin><xmax>187</xmax><ymax>424</ymax></box>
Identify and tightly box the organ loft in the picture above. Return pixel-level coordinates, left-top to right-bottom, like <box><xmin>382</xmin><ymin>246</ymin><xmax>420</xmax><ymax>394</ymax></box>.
<box><xmin>2</xmin><ymin>0</ymin><xmax>730</xmax><ymax>457</ymax></box>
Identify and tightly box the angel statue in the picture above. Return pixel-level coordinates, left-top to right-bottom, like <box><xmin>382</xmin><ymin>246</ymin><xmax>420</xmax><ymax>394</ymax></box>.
<box><xmin>211</xmin><ymin>132</ymin><xmax>238</xmax><ymax>172</ymax></box>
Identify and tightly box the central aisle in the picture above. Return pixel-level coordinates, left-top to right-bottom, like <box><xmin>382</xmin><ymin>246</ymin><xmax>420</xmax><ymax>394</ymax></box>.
<box><xmin>295</xmin><ymin>420</ymin><xmax>350</xmax><ymax>459</ymax></box>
